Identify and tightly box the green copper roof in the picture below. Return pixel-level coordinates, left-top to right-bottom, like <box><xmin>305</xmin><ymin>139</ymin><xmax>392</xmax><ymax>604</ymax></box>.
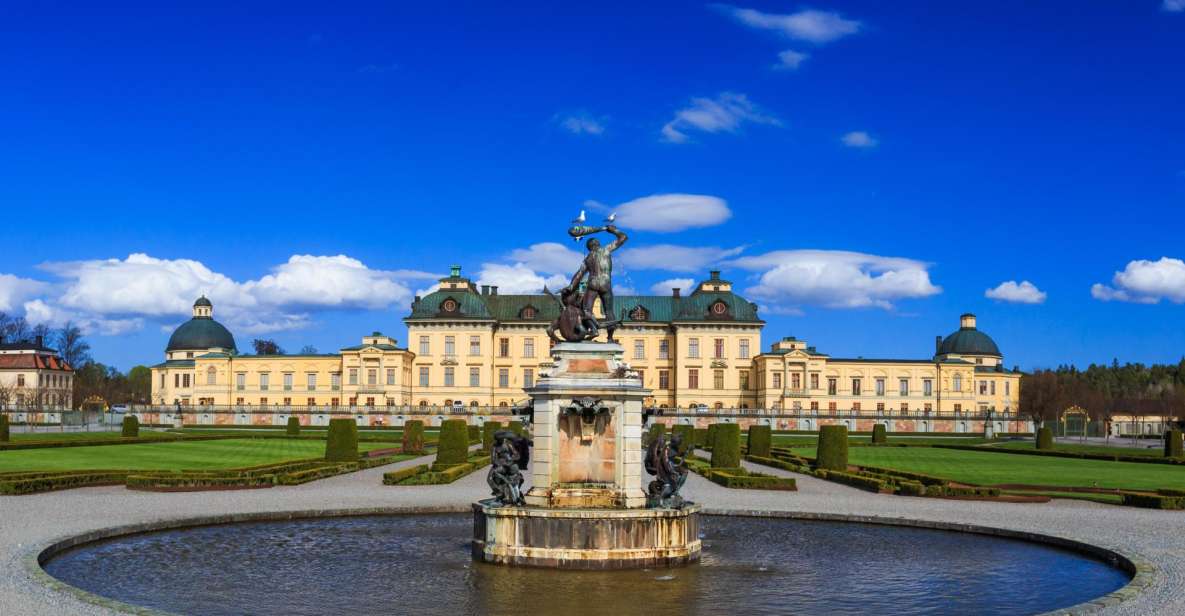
<box><xmin>150</xmin><ymin>359</ymin><xmax>196</xmax><ymax>369</ymax></box>
<box><xmin>406</xmin><ymin>286</ymin><xmax>493</xmax><ymax>320</ymax></box>
<box><xmin>937</xmin><ymin>327</ymin><xmax>1001</xmax><ymax>357</ymax></box>
<box><xmin>673</xmin><ymin>288</ymin><xmax>761</xmax><ymax>323</ymax></box>
<box><xmin>193</xmin><ymin>296</ymin><xmax>212</xmax><ymax>307</ymax></box>
<box><xmin>166</xmin><ymin>317</ymin><xmax>237</xmax><ymax>352</ymax></box>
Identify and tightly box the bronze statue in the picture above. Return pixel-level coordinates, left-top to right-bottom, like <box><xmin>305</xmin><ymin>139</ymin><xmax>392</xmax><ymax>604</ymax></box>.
<box><xmin>645</xmin><ymin>432</ymin><xmax>688</xmax><ymax>508</ymax></box>
<box><xmin>547</xmin><ymin>221</ymin><xmax>628</xmax><ymax>343</ymax></box>
<box><xmin>487</xmin><ymin>429</ymin><xmax>531</xmax><ymax>506</ymax></box>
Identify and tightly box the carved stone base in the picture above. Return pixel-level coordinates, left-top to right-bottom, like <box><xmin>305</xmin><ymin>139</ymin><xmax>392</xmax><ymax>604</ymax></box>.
<box><xmin>472</xmin><ymin>501</ymin><xmax>701</xmax><ymax>569</ymax></box>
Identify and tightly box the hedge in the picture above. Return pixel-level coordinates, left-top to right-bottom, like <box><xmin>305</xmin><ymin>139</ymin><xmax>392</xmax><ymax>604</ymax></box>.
<box><xmin>692</xmin><ymin>428</ymin><xmax>709</xmax><ymax>448</ymax></box>
<box><xmin>127</xmin><ymin>473</ymin><xmax>277</xmax><ymax>491</ymax></box>
<box><xmin>934</xmin><ymin>444</ymin><xmax>1185</xmax><ymax>466</ymax></box>
<box><xmin>121</xmin><ymin>415</ymin><xmax>140</xmax><ymax>438</ymax></box>
<box><xmin>896</xmin><ymin>481</ymin><xmax>926</xmax><ymax>497</ymax></box>
<box><xmin>747</xmin><ymin>425</ymin><xmax>772</xmax><ymax>457</ymax></box>
<box><xmin>382</xmin><ymin>464</ymin><xmax>429</xmax><ymax>485</ymax></box>
<box><xmin>1036</xmin><ymin>426</ymin><xmax>1054</xmax><ymax>450</ymax></box>
<box><xmin>871</xmin><ymin>424</ymin><xmax>887</xmax><ymax>445</ymax></box>
<box><xmin>672</xmin><ymin>424</ymin><xmax>695</xmax><ymax>454</ymax></box>
<box><xmin>1121</xmin><ymin>492</ymin><xmax>1185</xmax><ymax>509</ymax></box>
<box><xmin>644</xmin><ymin>423</ymin><xmax>666</xmax><ymax>448</ymax></box>
<box><xmin>745</xmin><ymin>455</ymin><xmax>808</xmax><ymax>473</ymax></box>
<box><xmin>0</xmin><ymin>414</ymin><xmax>8</xmax><ymax>442</ymax></box>
<box><xmin>1165</xmin><ymin>429</ymin><xmax>1184</xmax><ymax>459</ymax></box>
<box><xmin>705</xmin><ymin>468</ymin><xmax>796</xmax><ymax>491</ymax></box>
<box><xmin>0</xmin><ymin>471</ymin><xmax>130</xmax><ymax>495</ymax></box>
<box><xmin>508</xmin><ymin>420</ymin><xmax>525</xmax><ymax>437</ymax></box>
<box><xmin>387</xmin><ymin>454</ymin><xmax>491</xmax><ymax>485</ymax></box>
<box><xmin>434</xmin><ymin>419</ymin><xmax>470</xmax><ymax>468</ymax></box>
<box><xmin>711</xmin><ymin>424</ymin><xmax>741</xmax><ymax>469</ymax></box>
<box><xmin>815</xmin><ymin>425</ymin><xmax>849</xmax><ymax>470</ymax></box>
<box><xmin>482</xmin><ymin>421</ymin><xmax>503</xmax><ymax>455</ymax></box>
<box><xmin>285</xmin><ymin>417</ymin><xmax>301</xmax><ymax>436</ymax></box>
<box><xmin>814</xmin><ymin>469</ymin><xmax>890</xmax><ymax>493</ymax></box>
<box><xmin>705</xmin><ymin>424</ymin><xmax>719</xmax><ymax>450</ymax></box>
<box><xmin>468</xmin><ymin>425</ymin><xmax>481</xmax><ymax>443</ymax></box>
<box><xmin>402</xmin><ymin>420</ymin><xmax>426</xmax><ymax>454</ymax></box>
<box><xmin>325</xmin><ymin>419</ymin><xmax>359</xmax><ymax>461</ymax></box>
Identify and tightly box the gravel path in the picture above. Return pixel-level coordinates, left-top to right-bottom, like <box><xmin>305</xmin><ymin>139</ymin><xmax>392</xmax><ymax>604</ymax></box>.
<box><xmin>2</xmin><ymin>452</ymin><xmax>1182</xmax><ymax>615</ymax></box>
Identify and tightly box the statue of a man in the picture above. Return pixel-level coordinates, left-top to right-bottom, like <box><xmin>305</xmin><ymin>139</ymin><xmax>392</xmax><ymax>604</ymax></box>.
<box><xmin>566</xmin><ymin>225</ymin><xmax>627</xmax><ymax>342</ymax></box>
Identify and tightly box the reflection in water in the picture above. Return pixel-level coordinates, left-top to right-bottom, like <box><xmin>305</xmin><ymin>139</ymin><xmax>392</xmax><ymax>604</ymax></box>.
<box><xmin>45</xmin><ymin>514</ymin><xmax>1128</xmax><ymax>616</ymax></box>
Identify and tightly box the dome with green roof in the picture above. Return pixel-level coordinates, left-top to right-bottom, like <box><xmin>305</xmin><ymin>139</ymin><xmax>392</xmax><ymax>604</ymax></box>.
<box><xmin>936</xmin><ymin>313</ymin><xmax>1001</xmax><ymax>357</ymax></box>
<box><xmin>166</xmin><ymin>297</ymin><xmax>237</xmax><ymax>352</ymax></box>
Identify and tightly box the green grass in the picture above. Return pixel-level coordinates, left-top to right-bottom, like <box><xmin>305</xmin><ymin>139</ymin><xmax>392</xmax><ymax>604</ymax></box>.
<box><xmin>794</xmin><ymin>446</ymin><xmax>1185</xmax><ymax>491</ymax></box>
<box><xmin>175</xmin><ymin>428</ymin><xmax>438</xmax><ymax>443</ymax></box>
<box><xmin>8</xmin><ymin>431</ymin><xmax>179</xmax><ymax>442</ymax></box>
<box><xmin>990</xmin><ymin>440</ymin><xmax>1164</xmax><ymax>457</ymax></box>
<box><xmin>771</xmin><ymin>435</ymin><xmax>992</xmax><ymax>447</ymax></box>
<box><xmin>0</xmin><ymin>438</ymin><xmax>394</xmax><ymax>473</ymax></box>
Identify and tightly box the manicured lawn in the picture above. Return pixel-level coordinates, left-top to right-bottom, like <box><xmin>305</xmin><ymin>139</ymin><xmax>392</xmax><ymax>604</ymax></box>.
<box><xmin>771</xmin><ymin>435</ymin><xmax>992</xmax><ymax>447</ymax></box>
<box><xmin>990</xmin><ymin>440</ymin><xmax>1163</xmax><ymax>457</ymax></box>
<box><xmin>8</xmin><ymin>431</ymin><xmax>178</xmax><ymax>442</ymax></box>
<box><xmin>0</xmin><ymin>438</ymin><xmax>393</xmax><ymax>473</ymax></box>
<box><xmin>794</xmin><ymin>446</ymin><xmax>1185</xmax><ymax>491</ymax></box>
<box><xmin>176</xmin><ymin>428</ymin><xmax>438</xmax><ymax>443</ymax></box>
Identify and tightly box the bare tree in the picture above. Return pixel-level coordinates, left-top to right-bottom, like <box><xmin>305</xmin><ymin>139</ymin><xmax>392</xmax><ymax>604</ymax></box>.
<box><xmin>54</xmin><ymin>321</ymin><xmax>91</xmax><ymax>367</ymax></box>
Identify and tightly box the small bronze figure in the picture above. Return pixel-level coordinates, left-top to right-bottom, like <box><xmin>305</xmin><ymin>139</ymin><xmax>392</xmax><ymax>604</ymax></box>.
<box><xmin>645</xmin><ymin>432</ymin><xmax>688</xmax><ymax>509</ymax></box>
<box><xmin>487</xmin><ymin>429</ymin><xmax>531</xmax><ymax>506</ymax></box>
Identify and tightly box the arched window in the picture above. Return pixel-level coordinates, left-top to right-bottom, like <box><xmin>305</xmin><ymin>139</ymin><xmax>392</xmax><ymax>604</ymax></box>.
<box><xmin>714</xmin><ymin>402</ymin><xmax>724</xmax><ymax>410</ymax></box>
<box><xmin>207</xmin><ymin>367</ymin><xmax>217</xmax><ymax>385</ymax></box>
<box><xmin>499</xmin><ymin>401</ymin><xmax>508</xmax><ymax>407</ymax></box>
<box><xmin>470</xmin><ymin>400</ymin><xmax>479</xmax><ymax>407</ymax></box>
<box><xmin>419</xmin><ymin>400</ymin><xmax>429</xmax><ymax>408</ymax></box>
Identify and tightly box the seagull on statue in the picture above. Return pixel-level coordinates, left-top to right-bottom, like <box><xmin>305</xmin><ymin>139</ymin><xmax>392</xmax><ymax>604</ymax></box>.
<box><xmin>572</xmin><ymin>210</ymin><xmax>586</xmax><ymax>223</ymax></box>
<box><xmin>606</xmin><ymin>213</ymin><xmax>616</xmax><ymax>223</ymax></box>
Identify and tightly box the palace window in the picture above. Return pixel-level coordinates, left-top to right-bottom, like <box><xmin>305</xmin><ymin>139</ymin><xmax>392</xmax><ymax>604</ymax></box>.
<box><xmin>739</xmin><ymin>339</ymin><xmax>750</xmax><ymax>359</ymax></box>
<box><xmin>952</xmin><ymin>374</ymin><xmax>962</xmax><ymax>392</ymax></box>
<box><xmin>307</xmin><ymin>397</ymin><xmax>315</xmax><ymax>406</ymax></box>
<box><xmin>635</xmin><ymin>369</ymin><xmax>644</xmax><ymax>385</ymax></box>
<box><xmin>236</xmin><ymin>373</ymin><xmax>245</xmax><ymax>391</ymax></box>
<box><xmin>523</xmin><ymin>369</ymin><xmax>534</xmax><ymax>388</ymax></box>
<box><xmin>810</xmin><ymin>401</ymin><xmax>819</xmax><ymax>411</ymax></box>
<box><xmin>810</xmin><ymin>373</ymin><xmax>819</xmax><ymax>390</ymax></box>
<box><xmin>877</xmin><ymin>403</ymin><xmax>885</xmax><ymax>412</ymax></box>
<box><xmin>470</xmin><ymin>336</ymin><xmax>481</xmax><ymax>355</ymax></box>
<box><xmin>979</xmin><ymin>380</ymin><xmax>987</xmax><ymax>395</ymax></box>
<box><xmin>773</xmin><ymin>372</ymin><xmax>782</xmax><ymax>389</ymax></box>
<box><xmin>444</xmin><ymin>367</ymin><xmax>455</xmax><ymax>387</ymax></box>
<box><xmin>260</xmin><ymin>397</ymin><xmax>268</xmax><ymax>406</ymax></box>
<box><xmin>206</xmin><ymin>367</ymin><xmax>216</xmax><ymax>385</ymax></box>
<box><xmin>283</xmin><ymin>397</ymin><xmax>291</xmax><ymax>406</ymax></box>
<box><xmin>419</xmin><ymin>336</ymin><xmax>430</xmax><ymax>356</ymax></box>
<box><xmin>499</xmin><ymin>368</ymin><xmax>509</xmax><ymax>388</ymax></box>
<box><xmin>659</xmin><ymin>340</ymin><xmax>670</xmax><ymax>359</ymax></box>
<box><xmin>713</xmin><ymin>338</ymin><xmax>724</xmax><ymax>359</ymax></box>
<box><xmin>851</xmin><ymin>378</ymin><xmax>862</xmax><ymax>396</ymax></box>
<box><xmin>923</xmin><ymin>379</ymin><xmax>933</xmax><ymax>396</ymax></box>
<box><xmin>283</xmin><ymin>373</ymin><xmax>293</xmax><ymax>391</ymax></box>
<box><xmin>236</xmin><ymin>397</ymin><xmax>244</xmax><ymax>405</ymax></box>
<box><xmin>659</xmin><ymin>369</ymin><xmax>670</xmax><ymax>389</ymax></box>
<box><xmin>1005</xmin><ymin>382</ymin><xmax>1010</xmax><ymax>396</ymax></box>
<box><xmin>348</xmin><ymin>369</ymin><xmax>358</xmax><ymax>386</ymax></box>
<box><xmin>791</xmin><ymin>373</ymin><xmax>801</xmax><ymax>389</ymax></box>
<box><xmin>387</xmin><ymin>369</ymin><xmax>396</xmax><ymax>386</ymax></box>
<box><xmin>331</xmin><ymin>372</ymin><xmax>341</xmax><ymax>391</ymax></box>
<box><xmin>688</xmin><ymin>369</ymin><xmax>699</xmax><ymax>389</ymax></box>
<box><xmin>924</xmin><ymin>403</ymin><xmax>932</xmax><ymax>412</ymax></box>
<box><xmin>183</xmin><ymin>374</ymin><xmax>191</xmax><ymax>387</ymax></box>
<box><xmin>714</xmin><ymin>370</ymin><xmax>724</xmax><ymax>390</ymax></box>
<box><xmin>260</xmin><ymin>373</ymin><xmax>270</xmax><ymax>391</ymax></box>
<box><xmin>307</xmin><ymin>373</ymin><xmax>317</xmax><ymax>390</ymax></box>
<box><xmin>498</xmin><ymin>338</ymin><xmax>510</xmax><ymax>358</ymax></box>
<box><xmin>852</xmin><ymin>402</ymin><xmax>861</xmax><ymax>412</ymax></box>
<box><xmin>899</xmin><ymin>379</ymin><xmax>909</xmax><ymax>396</ymax></box>
<box><xmin>470</xmin><ymin>367</ymin><xmax>480</xmax><ymax>387</ymax></box>
<box><xmin>828</xmin><ymin>402</ymin><xmax>837</xmax><ymax>411</ymax></box>
<box><xmin>739</xmin><ymin>371</ymin><xmax>749</xmax><ymax>390</ymax></box>
<box><xmin>524</xmin><ymin>338</ymin><xmax>535</xmax><ymax>358</ymax></box>
<box><xmin>875</xmin><ymin>379</ymin><xmax>885</xmax><ymax>396</ymax></box>
<box><xmin>419</xmin><ymin>367</ymin><xmax>430</xmax><ymax>387</ymax></box>
<box><xmin>827</xmin><ymin>378</ymin><xmax>837</xmax><ymax>396</ymax></box>
<box><xmin>954</xmin><ymin>403</ymin><xmax>962</xmax><ymax>413</ymax></box>
<box><xmin>901</xmin><ymin>403</ymin><xmax>909</xmax><ymax>412</ymax></box>
<box><xmin>444</xmin><ymin>336</ymin><xmax>455</xmax><ymax>356</ymax></box>
<box><xmin>990</xmin><ymin>382</ymin><xmax>996</xmax><ymax>395</ymax></box>
<box><xmin>332</xmin><ymin>398</ymin><xmax>340</xmax><ymax>407</ymax></box>
<box><xmin>688</xmin><ymin>339</ymin><xmax>700</xmax><ymax>359</ymax></box>
<box><xmin>634</xmin><ymin>339</ymin><xmax>645</xmax><ymax>360</ymax></box>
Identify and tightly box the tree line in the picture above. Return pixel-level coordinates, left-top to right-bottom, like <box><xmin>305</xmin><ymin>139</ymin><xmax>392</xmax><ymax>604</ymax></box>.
<box><xmin>1021</xmin><ymin>359</ymin><xmax>1185</xmax><ymax>427</ymax></box>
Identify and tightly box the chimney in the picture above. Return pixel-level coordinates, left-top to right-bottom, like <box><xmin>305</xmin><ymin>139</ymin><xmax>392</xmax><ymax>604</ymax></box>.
<box><xmin>960</xmin><ymin>313</ymin><xmax>977</xmax><ymax>329</ymax></box>
<box><xmin>709</xmin><ymin>270</ymin><xmax>721</xmax><ymax>281</ymax></box>
<box><xmin>672</xmin><ymin>288</ymin><xmax>681</xmax><ymax>298</ymax></box>
<box><xmin>935</xmin><ymin>335</ymin><xmax>943</xmax><ymax>354</ymax></box>
<box><xmin>491</xmin><ymin>286</ymin><xmax>498</xmax><ymax>296</ymax></box>
<box><xmin>481</xmin><ymin>285</ymin><xmax>490</xmax><ymax>295</ymax></box>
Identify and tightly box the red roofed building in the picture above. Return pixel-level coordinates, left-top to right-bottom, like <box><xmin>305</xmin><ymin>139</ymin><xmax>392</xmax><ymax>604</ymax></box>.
<box><xmin>0</xmin><ymin>335</ymin><xmax>74</xmax><ymax>422</ymax></box>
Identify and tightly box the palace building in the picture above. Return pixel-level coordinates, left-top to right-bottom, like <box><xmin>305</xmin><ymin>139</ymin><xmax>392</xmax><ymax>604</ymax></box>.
<box><xmin>0</xmin><ymin>335</ymin><xmax>75</xmax><ymax>423</ymax></box>
<box><xmin>148</xmin><ymin>267</ymin><xmax>1021</xmax><ymax>429</ymax></box>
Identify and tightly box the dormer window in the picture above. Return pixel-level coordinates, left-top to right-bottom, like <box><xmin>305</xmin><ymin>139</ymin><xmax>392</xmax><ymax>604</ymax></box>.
<box><xmin>630</xmin><ymin>305</ymin><xmax>649</xmax><ymax>321</ymax></box>
<box><xmin>709</xmin><ymin>301</ymin><xmax>729</xmax><ymax>317</ymax></box>
<box><xmin>440</xmin><ymin>298</ymin><xmax>459</xmax><ymax>314</ymax></box>
<box><xmin>520</xmin><ymin>306</ymin><xmax>537</xmax><ymax>319</ymax></box>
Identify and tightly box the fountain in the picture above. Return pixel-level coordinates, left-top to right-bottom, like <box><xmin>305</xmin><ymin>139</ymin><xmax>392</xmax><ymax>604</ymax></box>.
<box><xmin>471</xmin><ymin>220</ymin><xmax>701</xmax><ymax>569</ymax></box>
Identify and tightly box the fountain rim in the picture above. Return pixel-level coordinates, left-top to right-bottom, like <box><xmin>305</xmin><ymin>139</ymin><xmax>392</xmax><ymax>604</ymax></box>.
<box><xmin>26</xmin><ymin>505</ymin><xmax>1153</xmax><ymax>616</ymax></box>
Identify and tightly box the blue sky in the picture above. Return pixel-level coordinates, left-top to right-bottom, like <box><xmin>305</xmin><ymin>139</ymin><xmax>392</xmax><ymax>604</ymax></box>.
<box><xmin>1</xmin><ymin>1</ymin><xmax>1183</xmax><ymax>371</ymax></box>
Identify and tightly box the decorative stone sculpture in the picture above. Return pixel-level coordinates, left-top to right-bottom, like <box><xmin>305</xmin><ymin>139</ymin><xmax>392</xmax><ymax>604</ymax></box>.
<box><xmin>487</xmin><ymin>430</ymin><xmax>531</xmax><ymax>506</ymax></box>
<box><xmin>645</xmin><ymin>432</ymin><xmax>688</xmax><ymax>509</ymax></box>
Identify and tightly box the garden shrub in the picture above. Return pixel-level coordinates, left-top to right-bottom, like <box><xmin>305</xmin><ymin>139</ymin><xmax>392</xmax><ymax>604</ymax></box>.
<box><xmin>1157</xmin><ymin>488</ymin><xmax>1185</xmax><ymax>497</ymax></box>
<box><xmin>286</xmin><ymin>417</ymin><xmax>300</xmax><ymax>436</ymax></box>
<box><xmin>508</xmin><ymin>420</ymin><xmax>524</xmax><ymax>436</ymax></box>
<box><xmin>1165</xmin><ymin>429</ymin><xmax>1183</xmax><ymax>459</ymax></box>
<box><xmin>672</xmin><ymin>424</ymin><xmax>695</xmax><ymax>453</ymax></box>
<box><xmin>896</xmin><ymin>481</ymin><xmax>925</xmax><ymax>497</ymax></box>
<box><xmin>0</xmin><ymin>471</ymin><xmax>130</xmax><ymax>495</ymax></box>
<box><xmin>706</xmin><ymin>424</ymin><xmax>718</xmax><ymax>450</ymax></box>
<box><xmin>482</xmin><ymin>421</ymin><xmax>503</xmax><ymax>455</ymax></box>
<box><xmin>692</xmin><ymin>428</ymin><xmax>709</xmax><ymax>448</ymax></box>
<box><xmin>1036</xmin><ymin>426</ymin><xmax>1054</xmax><ymax>450</ymax></box>
<box><xmin>121</xmin><ymin>415</ymin><xmax>140</xmax><ymax>438</ymax></box>
<box><xmin>468</xmin><ymin>425</ymin><xmax>481</xmax><ymax>443</ymax></box>
<box><xmin>706</xmin><ymin>468</ymin><xmax>796</xmax><ymax>490</ymax></box>
<box><xmin>711</xmin><ymin>423</ymin><xmax>742</xmax><ymax>469</ymax></box>
<box><xmin>746</xmin><ymin>455</ymin><xmax>807</xmax><ymax>473</ymax></box>
<box><xmin>644</xmin><ymin>423</ymin><xmax>666</xmax><ymax>447</ymax></box>
<box><xmin>815</xmin><ymin>469</ymin><xmax>887</xmax><ymax>493</ymax></box>
<box><xmin>1121</xmin><ymin>492</ymin><xmax>1185</xmax><ymax>510</ymax></box>
<box><xmin>434</xmin><ymin>419</ymin><xmax>470</xmax><ymax>469</ymax></box>
<box><xmin>871</xmin><ymin>423</ymin><xmax>887</xmax><ymax>445</ymax></box>
<box><xmin>324</xmin><ymin>418</ymin><xmax>359</xmax><ymax>462</ymax></box>
<box><xmin>0</xmin><ymin>414</ymin><xmax>8</xmax><ymax>442</ymax></box>
<box><xmin>383</xmin><ymin>464</ymin><xmax>429</xmax><ymax>485</ymax></box>
<box><xmin>402</xmin><ymin>420</ymin><xmax>426</xmax><ymax>454</ymax></box>
<box><xmin>815</xmin><ymin>425</ymin><xmax>849</xmax><ymax>471</ymax></box>
<box><xmin>747</xmin><ymin>425</ymin><xmax>772</xmax><ymax>457</ymax></box>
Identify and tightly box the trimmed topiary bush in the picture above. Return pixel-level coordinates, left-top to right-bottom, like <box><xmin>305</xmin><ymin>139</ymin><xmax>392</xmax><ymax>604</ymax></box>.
<box><xmin>508</xmin><ymin>420</ymin><xmax>524</xmax><ymax>436</ymax></box>
<box><xmin>692</xmin><ymin>428</ymin><xmax>709</xmax><ymax>448</ymax></box>
<box><xmin>672</xmin><ymin>424</ymin><xmax>695</xmax><ymax>453</ymax></box>
<box><xmin>0</xmin><ymin>414</ymin><xmax>9</xmax><ymax>442</ymax></box>
<box><xmin>1036</xmin><ymin>426</ymin><xmax>1054</xmax><ymax>450</ymax></box>
<box><xmin>815</xmin><ymin>425</ymin><xmax>849</xmax><ymax>471</ymax></box>
<box><xmin>872</xmin><ymin>423</ymin><xmax>887</xmax><ymax>445</ymax></box>
<box><xmin>324</xmin><ymin>418</ymin><xmax>359</xmax><ymax>462</ymax></box>
<box><xmin>402</xmin><ymin>420</ymin><xmax>426</xmax><ymax>454</ymax></box>
<box><xmin>644</xmin><ymin>422</ymin><xmax>666</xmax><ymax>447</ymax></box>
<box><xmin>747</xmin><ymin>425</ymin><xmax>772</xmax><ymax>457</ymax></box>
<box><xmin>482</xmin><ymin>421</ymin><xmax>503</xmax><ymax>455</ymax></box>
<box><xmin>121</xmin><ymin>415</ymin><xmax>140</xmax><ymax>438</ymax></box>
<box><xmin>706</xmin><ymin>424</ymin><xmax>719</xmax><ymax>450</ymax></box>
<box><xmin>434</xmin><ymin>419</ymin><xmax>470</xmax><ymax>468</ymax></box>
<box><xmin>1165</xmin><ymin>429</ymin><xmax>1184</xmax><ymax>459</ymax></box>
<box><xmin>468</xmin><ymin>425</ymin><xmax>480</xmax><ymax>443</ymax></box>
<box><xmin>286</xmin><ymin>417</ymin><xmax>300</xmax><ymax>436</ymax></box>
<box><xmin>711</xmin><ymin>423</ymin><xmax>742</xmax><ymax>469</ymax></box>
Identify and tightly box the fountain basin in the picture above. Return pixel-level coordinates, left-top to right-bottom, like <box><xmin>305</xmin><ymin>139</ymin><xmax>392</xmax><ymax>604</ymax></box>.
<box><xmin>472</xmin><ymin>501</ymin><xmax>701</xmax><ymax>569</ymax></box>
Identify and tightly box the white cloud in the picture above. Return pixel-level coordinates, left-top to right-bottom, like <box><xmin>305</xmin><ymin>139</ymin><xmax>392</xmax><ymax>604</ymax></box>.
<box><xmin>985</xmin><ymin>280</ymin><xmax>1047</xmax><ymax>304</ymax></box>
<box><xmin>611</xmin><ymin>194</ymin><xmax>733</xmax><ymax>232</ymax></box>
<box><xmin>22</xmin><ymin>299</ymin><xmax>144</xmax><ymax>336</ymax></box>
<box><xmin>661</xmin><ymin>92</ymin><xmax>780</xmax><ymax>144</ymax></box>
<box><xmin>242</xmin><ymin>255</ymin><xmax>416</xmax><ymax>310</ymax></box>
<box><xmin>1091</xmin><ymin>257</ymin><xmax>1185</xmax><ymax>304</ymax></box>
<box><xmin>650</xmin><ymin>278</ymin><xmax>695</xmax><ymax>295</ymax></box>
<box><xmin>620</xmin><ymin>244</ymin><xmax>745</xmax><ymax>273</ymax></box>
<box><xmin>775</xmin><ymin>49</ymin><xmax>809</xmax><ymax>70</ymax></box>
<box><xmin>728</xmin><ymin>249</ymin><xmax>941</xmax><ymax>310</ymax></box>
<box><xmin>476</xmin><ymin>263</ymin><xmax>567</xmax><ymax>295</ymax></box>
<box><xmin>558</xmin><ymin>113</ymin><xmax>606</xmax><ymax>136</ymax></box>
<box><xmin>841</xmin><ymin>131</ymin><xmax>878</xmax><ymax>148</ymax></box>
<box><xmin>506</xmin><ymin>243</ymin><xmax>583</xmax><ymax>275</ymax></box>
<box><xmin>0</xmin><ymin>273</ymin><xmax>47</xmax><ymax>313</ymax></box>
<box><xmin>1164</xmin><ymin>0</ymin><xmax>1185</xmax><ymax>13</ymax></box>
<box><xmin>613</xmin><ymin>285</ymin><xmax>637</xmax><ymax>295</ymax></box>
<box><xmin>718</xmin><ymin>5</ymin><xmax>862</xmax><ymax>44</ymax></box>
